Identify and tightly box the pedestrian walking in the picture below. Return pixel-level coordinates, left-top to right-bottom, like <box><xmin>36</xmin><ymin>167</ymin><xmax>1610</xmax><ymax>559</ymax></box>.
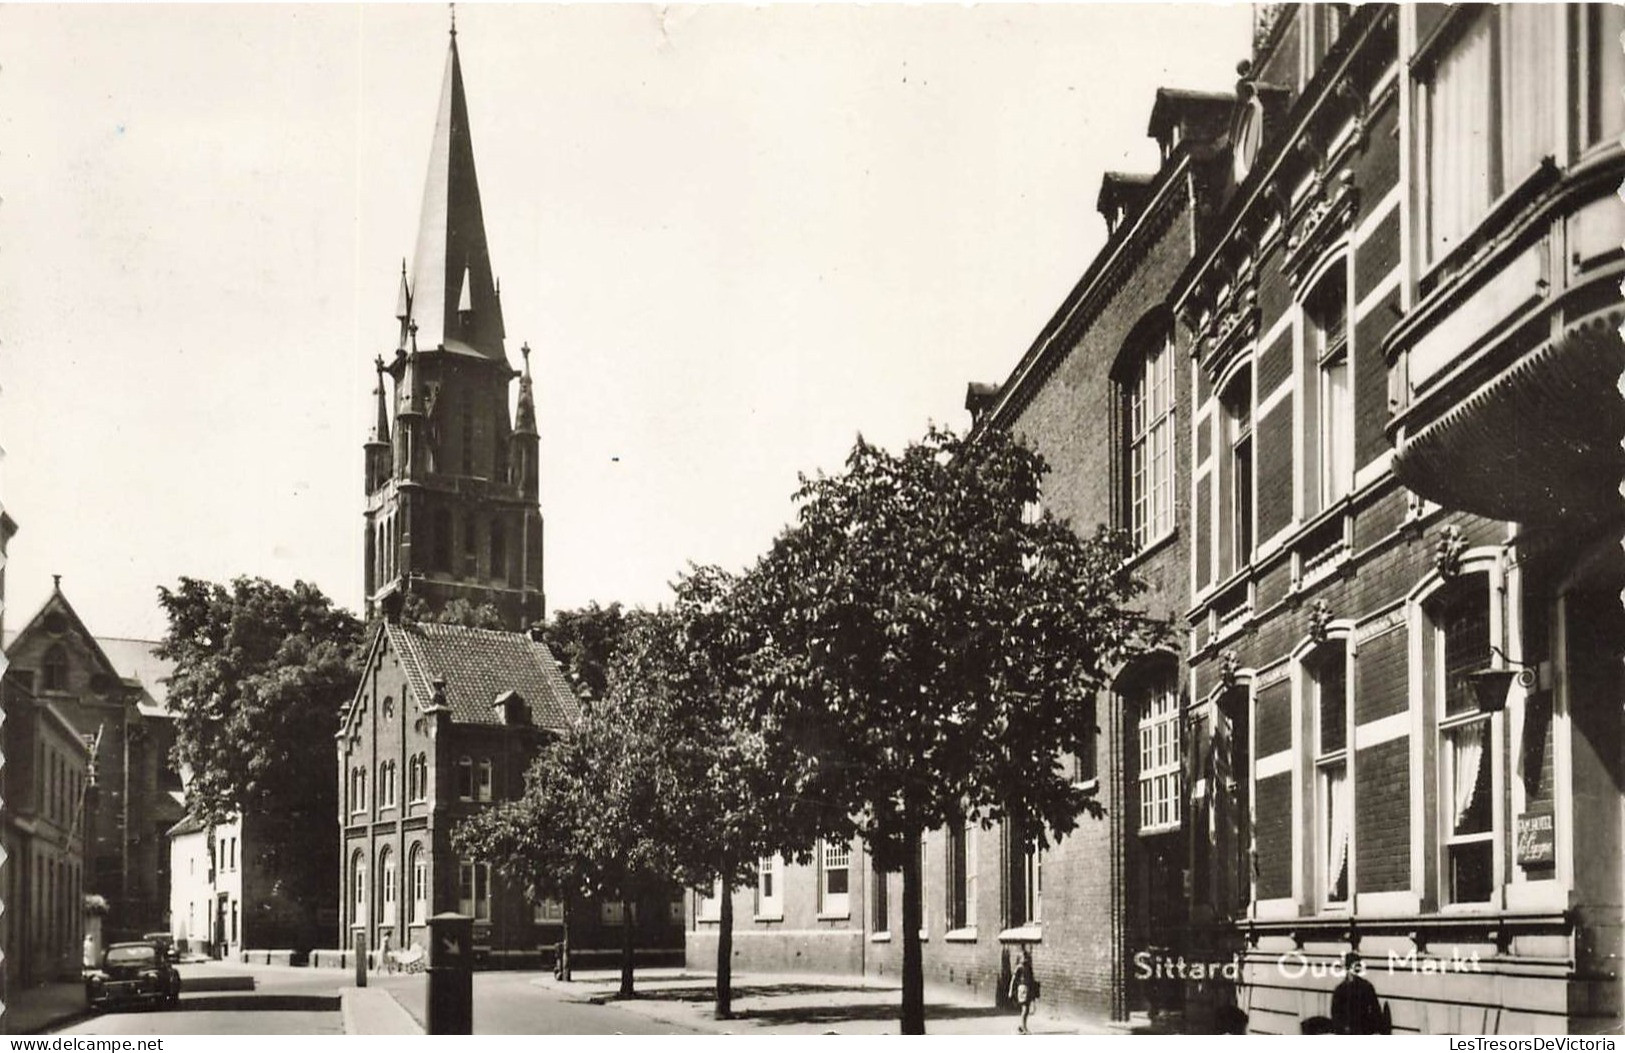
<box><xmin>1330</xmin><ymin>951</ymin><xmax>1388</xmax><ymax>1035</ymax></box>
<box><xmin>1008</xmin><ymin>945</ymin><xmax>1039</xmax><ymax>1034</ymax></box>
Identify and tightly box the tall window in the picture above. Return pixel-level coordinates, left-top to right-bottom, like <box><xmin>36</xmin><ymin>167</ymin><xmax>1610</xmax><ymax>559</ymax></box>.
<box><xmin>755</xmin><ymin>855</ymin><xmax>783</xmax><ymax>919</ymax></box>
<box><xmin>409</xmin><ymin>754</ymin><xmax>428</xmax><ymax>802</ymax></box>
<box><xmin>1069</xmin><ymin>696</ymin><xmax>1099</xmax><ymax>785</ymax></box>
<box><xmin>42</xmin><ymin>645</ymin><xmax>68</xmax><ymax>692</ymax></box>
<box><xmin>351</xmin><ymin>767</ymin><xmax>368</xmax><ymax>814</ymax></box>
<box><xmin>1433</xmin><ymin>579</ymin><xmax>1495</xmax><ymax>904</ymax></box>
<box><xmin>409</xmin><ymin>844</ymin><xmax>427</xmax><ymax>924</ymax></box>
<box><xmin>947</xmin><ymin>823</ymin><xmax>976</xmax><ymax>930</ymax></box>
<box><xmin>1421</xmin><ymin>7</ymin><xmax>1559</xmax><ymax>263</ymax></box>
<box><xmin>1223</xmin><ymin>376</ymin><xmax>1254</xmax><ymax>572</ymax></box>
<box><xmin>872</xmin><ymin>865</ymin><xmax>890</xmax><ymax>934</ymax></box>
<box><xmin>461</xmin><ymin>407</ymin><xmax>475</xmax><ymax>476</ymax></box>
<box><xmin>379</xmin><ymin>761</ymin><xmax>396</xmax><ymax>809</ymax></box>
<box><xmin>476</xmin><ymin>760</ymin><xmax>494</xmax><ymax>802</ymax></box>
<box><xmin>456</xmin><ymin>757</ymin><xmax>474</xmax><ymax>801</ymax></box>
<box><xmin>351</xmin><ymin>851</ymin><xmax>367</xmax><ymax>927</ymax></box>
<box><xmin>1309</xmin><ymin>642</ymin><xmax>1350</xmax><ymax>906</ymax></box>
<box><xmin>458</xmin><ymin>861</ymin><xmax>491</xmax><ymax>921</ymax></box>
<box><xmin>1136</xmin><ymin>668</ymin><xmax>1182</xmax><ymax>833</ymax></box>
<box><xmin>819</xmin><ymin>840</ymin><xmax>850</xmax><ymax>917</ymax></box>
<box><xmin>1128</xmin><ymin>334</ymin><xmax>1176</xmax><ymax>548</ymax></box>
<box><xmin>1007</xmin><ymin>835</ymin><xmax>1043</xmax><ymax>927</ymax></box>
<box><xmin>1306</xmin><ymin>266</ymin><xmax>1351</xmax><ymax>511</ymax></box>
<box><xmin>379</xmin><ymin>847</ymin><xmax>397</xmax><ymax>925</ymax></box>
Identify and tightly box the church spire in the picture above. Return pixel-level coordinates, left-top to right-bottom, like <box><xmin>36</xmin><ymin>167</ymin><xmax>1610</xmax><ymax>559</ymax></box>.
<box><xmin>515</xmin><ymin>342</ymin><xmax>537</xmax><ymax>434</ymax></box>
<box><xmin>405</xmin><ymin>26</ymin><xmax>506</xmax><ymax>361</ymax></box>
<box><xmin>370</xmin><ymin>355</ymin><xmax>392</xmax><ymax>446</ymax></box>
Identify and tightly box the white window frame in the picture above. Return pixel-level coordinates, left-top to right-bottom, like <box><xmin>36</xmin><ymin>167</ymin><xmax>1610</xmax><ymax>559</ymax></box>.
<box><xmin>754</xmin><ymin>855</ymin><xmax>783</xmax><ymax>921</ymax></box>
<box><xmin>1430</xmin><ymin>574</ymin><xmax>1500</xmax><ymax>908</ymax></box>
<box><xmin>1302</xmin><ymin>261</ymin><xmax>1352</xmax><ymax>514</ymax></box>
<box><xmin>458</xmin><ymin>861</ymin><xmax>491</xmax><ymax>921</ymax></box>
<box><xmin>697</xmin><ymin>878</ymin><xmax>722</xmax><ymax>923</ymax></box>
<box><xmin>380</xmin><ymin>847</ymin><xmax>397</xmax><ymax>923</ymax></box>
<box><xmin>477</xmin><ymin>759</ymin><xmax>494</xmax><ymax>802</ymax></box>
<box><xmin>1308</xmin><ymin>639</ymin><xmax>1352</xmax><ymax>910</ymax></box>
<box><xmin>533</xmin><ymin>899</ymin><xmax>564</xmax><ymax>924</ymax></box>
<box><xmin>410</xmin><ymin>845</ymin><xmax>428</xmax><ymax>925</ymax></box>
<box><xmin>351</xmin><ymin>851</ymin><xmax>367</xmax><ymax>927</ymax></box>
<box><xmin>1136</xmin><ymin>669</ymin><xmax>1182</xmax><ymax>834</ymax></box>
<box><xmin>818</xmin><ymin>840</ymin><xmax>851</xmax><ymax>919</ymax></box>
<box><xmin>946</xmin><ymin>822</ymin><xmax>978</xmax><ymax>937</ymax></box>
<box><xmin>1129</xmin><ymin>333</ymin><xmax>1176</xmax><ymax>549</ymax></box>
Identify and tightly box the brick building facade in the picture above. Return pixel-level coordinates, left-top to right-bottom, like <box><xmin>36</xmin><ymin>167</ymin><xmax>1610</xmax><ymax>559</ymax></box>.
<box><xmin>1174</xmin><ymin>4</ymin><xmax>1623</xmax><ymax>1034</ymax></box>
<box><xmin>5</xmin><ymin>585</ymin><xmax>181</xmax><ymax>944</ymax></box>
<box><xmin>690</xmin><ymin>3</ymin><xmax>1624</xmax><ymax>1035</ymax></box>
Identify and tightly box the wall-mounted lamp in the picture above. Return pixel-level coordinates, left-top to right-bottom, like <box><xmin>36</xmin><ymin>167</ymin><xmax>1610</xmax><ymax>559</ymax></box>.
<box><xmin>1463</xmin><ymin>645</ymin><xmax>1539</xmax><ymax>713</ymax></box>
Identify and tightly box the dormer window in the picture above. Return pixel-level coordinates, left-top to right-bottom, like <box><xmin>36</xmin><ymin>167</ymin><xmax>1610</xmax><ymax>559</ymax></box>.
<box><xmin>42</xmin><ymin>645</ymin><xmax>68</xmax><ymax>693</ymax></box>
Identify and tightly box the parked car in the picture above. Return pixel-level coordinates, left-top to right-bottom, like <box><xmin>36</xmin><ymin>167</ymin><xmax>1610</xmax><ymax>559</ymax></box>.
<box><xmin>142</xmin><ymin>932</ymin><xmax>178</xmax><ymax>962</ymax></box>
<box><xmin>85</xmin><ymin>941</ymin><xmax>182</xmax><ymax>1010</ymax></box>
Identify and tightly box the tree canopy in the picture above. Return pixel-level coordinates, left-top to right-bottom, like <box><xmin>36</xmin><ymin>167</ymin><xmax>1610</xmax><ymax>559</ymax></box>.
<box><xmin>157</xmin><ymin>576</ymin><xmax>366</xmax><ymax>943</ymax></box>
<box><xmin>752</xmin><ymin>425</ymin><xmax>1160</xmax><ymax>1032</ymax></box>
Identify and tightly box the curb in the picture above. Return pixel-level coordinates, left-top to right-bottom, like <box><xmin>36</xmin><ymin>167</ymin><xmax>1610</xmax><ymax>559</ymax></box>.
<box><xmin>340</xmin><ymin>986</ymin><xmax>424</xmax><ymax>1036</ymax></box>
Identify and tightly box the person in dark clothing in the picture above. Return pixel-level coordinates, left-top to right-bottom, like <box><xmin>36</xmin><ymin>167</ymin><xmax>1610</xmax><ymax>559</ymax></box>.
<box><xmin>1008</xmin><ymin>945</ymin><xmax>1037</xmax><ymax>1034</ymax></box>
<box><xmin>1330</xmin><ymin>951</ymin><xmax>1388</xmax><ymax>1035</ymax></box>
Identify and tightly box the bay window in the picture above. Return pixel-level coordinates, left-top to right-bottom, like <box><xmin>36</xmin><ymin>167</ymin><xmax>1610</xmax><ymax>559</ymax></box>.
<box><xmin>1420</xmin><ymin>7</ymin><xmax>1560</xmax><ymax>263</ymax></box>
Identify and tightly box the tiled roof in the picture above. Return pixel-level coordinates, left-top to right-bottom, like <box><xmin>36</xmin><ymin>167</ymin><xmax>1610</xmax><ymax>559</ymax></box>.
<box><xmin>385</xmin><ymin>622</ymin><xmax>579</xmax><ymax>731</ymax></box>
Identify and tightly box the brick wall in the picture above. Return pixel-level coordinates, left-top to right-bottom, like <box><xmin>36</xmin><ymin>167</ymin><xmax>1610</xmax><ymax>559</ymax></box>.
<box><xmin>1355</xmin><ymin>736</ymin><xmax>1410</xmax><ymax>893</ymax></box>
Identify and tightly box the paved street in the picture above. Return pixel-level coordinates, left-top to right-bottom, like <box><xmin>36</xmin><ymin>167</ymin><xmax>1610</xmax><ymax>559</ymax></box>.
<box><xmin>57</xmin><ymin>965</ymin><xmax>342</xmax><ymax>1036</ymax></box>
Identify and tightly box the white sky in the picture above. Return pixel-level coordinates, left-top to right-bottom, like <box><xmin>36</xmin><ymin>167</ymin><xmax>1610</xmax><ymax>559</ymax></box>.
<box><xmin>0</xmin><ymin>3</ymin><xmax>1252</xmax><ymax>640</ymax></box>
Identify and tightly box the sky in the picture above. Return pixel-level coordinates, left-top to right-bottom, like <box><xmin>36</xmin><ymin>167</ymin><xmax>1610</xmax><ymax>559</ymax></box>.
<box><xmin>0</xmin><ymin>3</ymin><xmax>1253</xmax><ymax>641</ymax></box>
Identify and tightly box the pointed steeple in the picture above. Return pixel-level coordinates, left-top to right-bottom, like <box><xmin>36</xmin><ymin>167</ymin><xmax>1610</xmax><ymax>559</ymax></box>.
<box><xmin>394</xmin><ymin>260</ymin><xmax>412</xmax><ymax>348</ymax></box>
<box><xmin>406</xmin><ymin>28</ymin><xmax>506</xmax><ymax>361</ymax></box>
<box><xmin>514</xmin><ymin>342</ymin><xmax>537</xmax><ymax>435</ymax></box>
<box><xmin>370</xmin><ymin>356</ymin><xmax>392</xmax><ymax>445</ymax></box>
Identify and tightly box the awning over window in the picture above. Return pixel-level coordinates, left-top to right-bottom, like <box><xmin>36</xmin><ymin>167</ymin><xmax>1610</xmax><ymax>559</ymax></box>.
<box><xmin>1394</xmin><ymin>311</ymin><xmax>1625</xmax><ymax>524</ymax></box>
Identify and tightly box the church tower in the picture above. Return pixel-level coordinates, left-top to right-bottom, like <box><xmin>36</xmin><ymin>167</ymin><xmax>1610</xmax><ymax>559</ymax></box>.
<box><xmin>364</xmin><ymin>25</ymin><xmax>544</xmax><ymax>629</ymax></box>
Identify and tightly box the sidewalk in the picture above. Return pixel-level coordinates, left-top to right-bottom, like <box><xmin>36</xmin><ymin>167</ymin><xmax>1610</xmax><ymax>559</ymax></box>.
<box><xmin>527</xmin><ymin>968</ymin><xmax>1117</xmax><ymax>1035</ymax></box>
<box><xmin>3</xmin><ymin>980</ymin><xmax>90</xmax><ymax>1036</ymax></box>
<box><xmin>340</xmin><ymin>986</ymin><xmax>421</xmax><ymax>1035</ymax></box>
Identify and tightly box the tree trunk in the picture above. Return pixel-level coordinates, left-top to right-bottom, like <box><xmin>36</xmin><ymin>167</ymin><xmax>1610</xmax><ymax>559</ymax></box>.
<box><xmin>559</xmin><ymin>895</ymin><xmax>572</xmax><ymax>982</ymax></box>
<box><xmin>618</xmin><ymin>896</ymin><xmax>636</xmax><ymax>998</ymax></box>
<box><xmin>901</xmin><ymin>838</ymin><xmax>925</xmax><ymax>1034</ymax></box>
<box><xmin>716</xmin><ymin>871</ymin><xmax>735</xmax><ymax>1019</ymax></box>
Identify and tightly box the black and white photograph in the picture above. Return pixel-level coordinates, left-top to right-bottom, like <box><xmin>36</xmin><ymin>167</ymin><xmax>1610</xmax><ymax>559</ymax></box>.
<box><xmin>0</xmin><ymin>1</ymin><xmax>1621</xmax><ymax>1038</ymax></box>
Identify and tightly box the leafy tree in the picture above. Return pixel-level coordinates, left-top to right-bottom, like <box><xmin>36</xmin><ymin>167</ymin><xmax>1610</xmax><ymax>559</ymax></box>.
<box><xmin>454</xmin><ymin>610</ymin><xmax>670</xmax><ymax>999</ymax></box>
<box><xmin>157</xmin><ymin>576</ymin><xmax>365</xmax><ymax>945</ymax></box>
<box><xmin>753</xmin><ymin>426</ymin><xmax>1159</xmax><ymax>1033</ymax></box>
<box><xmin>639</xmin><ymin>566</ymin><xmax>837</xmax><ymax>1018</ymax></box>
<box><xmin>540</xmin><ymin>601</ymin><xmax>629</xmax><ymax>703</ymax></box>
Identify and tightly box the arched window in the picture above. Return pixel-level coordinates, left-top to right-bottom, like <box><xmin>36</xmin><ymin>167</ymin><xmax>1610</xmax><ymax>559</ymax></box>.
<box><xmin>42</xmin><ymin>644</ymin><xmax>68</xmax><ymax>693</ymax></box>
<box><xmin>1122</xmin><ymin>328</ymin><xmax>1175</xmax><ymax>549</ymax></box>
<box><xmin>1130</xmin><ymin>662</ymin><xmax>1182</xmax><ymax>834</ymax></box>
<box><xmin>1427</xmin><ymin>572</ymin><xmax>1496</xmax><ymax>905</ymax></box>
<box><xmin>351</xmin><ymin>850</ymin><xmax>367</xmax><ymax>929</ymax></box>
<box><xmin>409</xmin><ymin>843</ymin><xmax>428</xmax><ymax>925</ymax></box>
<box><xmin>379</xmin><ymin>847</ymin><xmax>397</xmax><ymax>926</ymax></box>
